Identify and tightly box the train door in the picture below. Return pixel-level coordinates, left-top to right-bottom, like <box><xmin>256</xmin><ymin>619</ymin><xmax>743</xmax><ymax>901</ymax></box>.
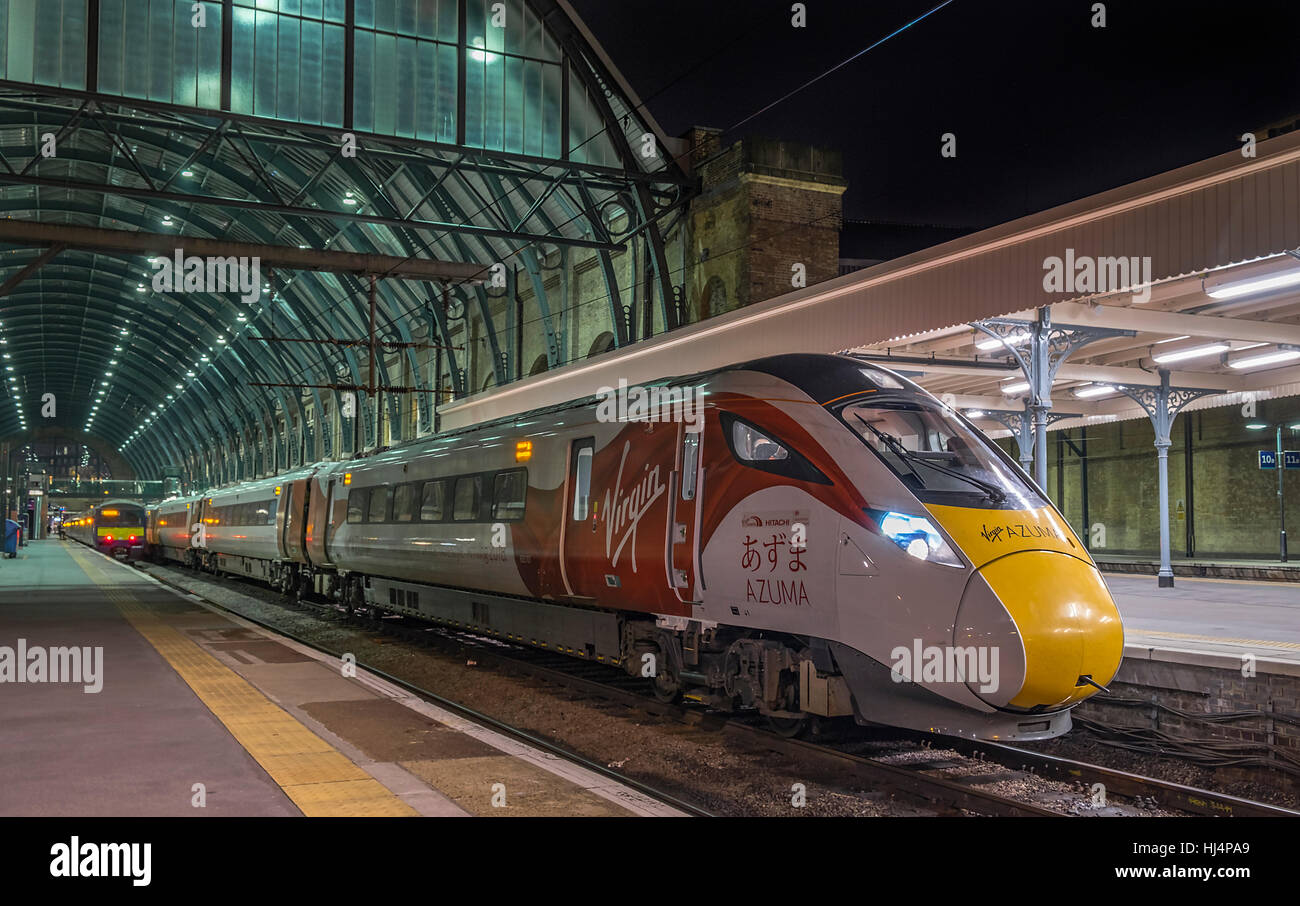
<box><xmin>320</xmin><ymin>478</ymin><xmax>337</xmax><ymax>564</ymax></box>
<box><xmin>559</xmin><ymin>437</ymin><xmax>596</xmax><ymax>599</ymax></box>
<box><xmin>668</xmin><ymin>425</ymin><xmax>704</xmax><ymax>603</ymax></box>
<box><xmin>278</xmin><ymin>482</ymin><xmax>294</xmax><ymax>558</ymax></box>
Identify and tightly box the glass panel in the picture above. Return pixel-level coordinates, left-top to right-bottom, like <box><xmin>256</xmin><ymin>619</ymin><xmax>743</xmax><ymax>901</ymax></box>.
<box><xmin>419</xmin><ymin>480</ymin><xmax>444</xmax><ymax>521</ymax></box>
<box><xmin>492</xmin><ymin>469</ymin><xmax>526</xmax><ymax>520</ymax></box>
<box><xmin>681</xmin><ymin>433</ymin><xmax>699</xmax><ymax>500</ymax></box>
<box><xmin>367</xmin><ymin>486</ymin><xmax>391</xmax><ymax>522</ymax></box>
<box><xmin>453</xmin><ymin>475</ymin><xmax>481</xmax><ymax>521</ymax></box>
<box><xmin>347</xmin><ymin>488</ymin><xmax>365</xmax><ymax>523</ymax></box>
<box><xmin>571</xmin><ymin>445</ymin><xmax>592</xmax><ymax>521</ymax></box>
<box><xmin>393</xmin><ymin>483</ymin><xmax>414</xmax><ymax>522</ymax></box>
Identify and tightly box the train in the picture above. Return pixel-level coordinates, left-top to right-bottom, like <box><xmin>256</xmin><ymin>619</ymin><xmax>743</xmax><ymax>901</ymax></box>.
<box><xmin>65</xmin><ymin>499</ymin><xmax>147</xmax><ymax>560</ymax></box>
<box><xmin>141</xmin><ymin>353</ymin><xmax>1124</xmax><ymax>740</ymax></box>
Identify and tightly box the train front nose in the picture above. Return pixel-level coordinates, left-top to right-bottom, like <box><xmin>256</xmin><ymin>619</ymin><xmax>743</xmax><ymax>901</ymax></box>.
<box><xmin>955</xmin><ymin>551</ymin><xmax>1124</xmax><ymax>710</ymax></box>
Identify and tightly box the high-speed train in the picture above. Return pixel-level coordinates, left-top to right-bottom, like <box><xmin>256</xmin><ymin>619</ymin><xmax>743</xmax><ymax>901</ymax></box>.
<box><xmin>66</xmin><ymin>499</ymin><xmax>147</xmax><ymax>560</ymax></box>
<box><xmin>145</xmin><ymin>354</ymin><xmax>1123</xmax><ymax>740</ymax></box>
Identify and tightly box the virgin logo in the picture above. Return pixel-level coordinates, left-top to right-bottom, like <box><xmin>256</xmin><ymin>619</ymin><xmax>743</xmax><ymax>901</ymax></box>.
<box><xmin>604</xmin><ymin>440</ymin><xmax>665</xmax><ymax>572</ymax></box>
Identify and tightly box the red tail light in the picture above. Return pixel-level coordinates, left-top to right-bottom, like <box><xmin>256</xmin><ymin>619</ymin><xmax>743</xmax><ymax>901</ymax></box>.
<box><xmin>104</xmin><ymin>535</ymin><xmax>113</xmax><ymax>543</ymax></box>
<box><xmin>129</xmin><ymin>535</ymin><xmax>137</xmax><ymax>543</ymax></box>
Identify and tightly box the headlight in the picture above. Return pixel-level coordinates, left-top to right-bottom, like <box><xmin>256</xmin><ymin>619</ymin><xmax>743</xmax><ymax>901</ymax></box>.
<box><xmin>877</xmin><ymin>511</ymin><xmax>963</xmax><ymax>567</ymax></box>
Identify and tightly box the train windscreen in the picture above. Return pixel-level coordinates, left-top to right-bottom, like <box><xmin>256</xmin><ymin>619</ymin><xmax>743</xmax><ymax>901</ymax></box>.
<box><xmin>839</xmin><ymin>399</ymin><xmax>1045</xmax><ymax>509</ymax></box>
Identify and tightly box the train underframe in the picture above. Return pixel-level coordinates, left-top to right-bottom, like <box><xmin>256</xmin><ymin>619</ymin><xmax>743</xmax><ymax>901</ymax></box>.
<box><xmin>155</xmin><ymin>550</ymin><xmax>1071</xmax><ymax>740</ymax></box>
<box><xmin>168</xmin><ymin>549</ymin><xmax>854</xmax><ymax>734</ymax></box>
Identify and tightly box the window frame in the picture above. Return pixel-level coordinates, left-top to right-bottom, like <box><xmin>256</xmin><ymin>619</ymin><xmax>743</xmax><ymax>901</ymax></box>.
<box><xmin>491</xmin><ymin>468</ymin><xmax>528</xmax><ymax>521</ymax></box>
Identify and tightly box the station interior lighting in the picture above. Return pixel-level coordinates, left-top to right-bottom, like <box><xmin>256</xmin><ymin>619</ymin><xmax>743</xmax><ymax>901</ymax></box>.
<box><xmin>975</xmin><ymin>330</ymin><xmax>1030</xmax><ymax>352</ymax></box>
<box><xmin>1151</xmin><ymin>342</ymin><xmax>1230</xmax><ymax>364</ymax></box>
<box><xmin>1074</xmin><ymin>383</ymin><xmax>1118</xmax><ymax>398</ymax></box>
<box><xmin>1001</xmin><ymin>381</ymin><xmax>1030</xmax><ymax>394</ymax></box>
<box><xmin>1205</xmin><ymin>257</ymin><xmax>1300</xmax><ymax>300</ymax></box>
<box><xmin>1228</xmin><ymin>349</ymin><xmax>1300</xmax><ymax>370</ymax></box>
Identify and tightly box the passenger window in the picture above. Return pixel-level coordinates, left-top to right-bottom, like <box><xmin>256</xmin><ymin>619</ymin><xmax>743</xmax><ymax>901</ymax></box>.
<box><xmin>347</xmin><ymin>488</ymin><xmax>365</xmax><ymax>523</ymax></box>
<box><xmin>420</xmin><ymin>481</ymin><xmax>445</xmax><ymax>521</ymax></box>
<box><xmin>572</xmin><ymin>443</ymin><xmax>593</xmax><ymax>521</ymax></box>
<box><xmin>492</xmin><ymin>470</ymin><xmax>527</xmax><ymax>520</ymax></box>
<box><xmin>453</xmin><ymin>476</ymin><xmax>481</xmax><ymax>521</ymax></box>
<box><xmin>681</xmin><ymin>432</ymin><xmax>700</xmax><ymax>500</ymax></box>
<box><xmin>393</xmin><ymin>483</ymin><xmax>415</xmax><ymax>522</ymax></box>
<box><xmin>266</xmin><ymin>497</ymin><xmax>278</xmax><ymax>525</ymax></box>
<box><xmin>368</xmin><ymin>486</ymin><xmax>391</xmax><ymax>523</ymax></box>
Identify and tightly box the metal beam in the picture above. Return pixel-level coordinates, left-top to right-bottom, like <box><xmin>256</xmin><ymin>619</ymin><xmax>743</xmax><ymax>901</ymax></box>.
<box><xmin>0</xmin><ymin>244</ymin><xmax>64</xmax><ymax>296</ymax></box>
<box><xmin>1015</xmin><ymin>301</ymin><xmax>1300</xmax><ymax>347</ymax></box>
<box><xmin>0</xmin><ymin>220</ymin><xmax>483</xmax><ymax>281</ymax></box>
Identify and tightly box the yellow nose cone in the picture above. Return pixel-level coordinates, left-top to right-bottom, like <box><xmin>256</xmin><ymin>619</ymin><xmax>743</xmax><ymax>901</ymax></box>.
<box><xmin>980</xmin><ymin>551</ymin><xmax>1124</xmax><ymax>710</ymax></box>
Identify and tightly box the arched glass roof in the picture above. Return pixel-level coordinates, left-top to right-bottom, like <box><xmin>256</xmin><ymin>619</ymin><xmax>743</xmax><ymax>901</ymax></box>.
<box><xmin>0</xmin><ymin>0</ymin><xmax>689</xmax><ymax>481</ymax></box>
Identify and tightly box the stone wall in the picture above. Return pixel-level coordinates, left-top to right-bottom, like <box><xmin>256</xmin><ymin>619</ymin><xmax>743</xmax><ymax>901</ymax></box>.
<box><xmin>1034</xmin><ymin>398</ymin><xmax>1300</xmax><ymax>559</ymax></box>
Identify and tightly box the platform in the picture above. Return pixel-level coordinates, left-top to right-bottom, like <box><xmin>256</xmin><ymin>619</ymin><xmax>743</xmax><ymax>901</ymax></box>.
<box><xmin>1095</xmin><ymin>554</ymin><xmax>1300</xmax><ymax>584</ymax></box>
<box><xmin>0</xmin><ymin>540</ymin><xmax>682</xmax><ymax>817</ymax></box>
<box><xmin>1105</xmin><ymin>572</ymin><xmax>1300</xmax><ymax>674</ymax></box>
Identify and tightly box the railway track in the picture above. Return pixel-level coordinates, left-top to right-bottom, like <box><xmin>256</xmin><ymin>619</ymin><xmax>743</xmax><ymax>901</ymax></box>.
<box><xmin>138</xmin><ymin>559</ymin><xmax>1299</xmax><ymax>819</ymax></box>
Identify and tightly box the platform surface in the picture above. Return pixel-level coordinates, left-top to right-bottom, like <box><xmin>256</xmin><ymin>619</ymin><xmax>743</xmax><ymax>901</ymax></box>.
<box><xmin>1105</xmin><ymin>572</ymin><xmax>1300</xmax><ymax>670</ymax></box>
<box><xmin>0</xmin><ymin>541</ymin><xmax>680</xmax><ymax>817</ymax></box>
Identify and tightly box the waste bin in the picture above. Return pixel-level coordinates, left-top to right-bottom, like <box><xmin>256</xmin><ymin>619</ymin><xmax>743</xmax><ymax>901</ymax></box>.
<box><xmin>3</xmin><ymin>519</ymin><xmax>20</xmax><ymax>558</ymax></box>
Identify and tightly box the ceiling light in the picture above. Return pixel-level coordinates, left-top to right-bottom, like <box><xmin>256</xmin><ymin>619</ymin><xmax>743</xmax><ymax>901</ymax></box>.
<box><xmin>1205</xmin><ymin>261</ymin><xmax>1300</xmax><ymax>300</ymax></box>
<box><xmin>975</xmin><ymin>331</ymin><xmax>1030</xmax><ymax>352</ymax></box>
<box><xmin>1152</xmin><ymin>342</ymin><xmax>1230</xmax><ymax>364</ymax></box>
<box><xmin>1001</xmin><ymin>381</ymin><xmax>1030</xmax><ymax>394</ymax></box>
<box><xmin>1229</xmin><ymin>349</ymin><xmax>1300</xmax><ymax>370</ymax></box>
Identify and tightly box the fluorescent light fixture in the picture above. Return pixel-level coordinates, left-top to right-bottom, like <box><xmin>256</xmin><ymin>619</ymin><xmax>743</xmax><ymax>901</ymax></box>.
<box><xmin>975</xmin><ymin>331</ymin><xmax>1030</xmax><ymax>352</ymax></box>
<box><xmin>964</xmin><ymin>410</ymin><xmax>985</xmax><ymax>418</ymax></box>
<box><xmin>1152</xmin><ymin>342</ymin><xmax>1230</xmax><ymax>364</ymax></box>
<box><xmin>1228</xmin><ymin>349</ymin><xmax>1300</xmax><ymax>370</ymax></box>
<box><xmin>1152</xmin><ymin>335</ymin><xmax>1191</xmax><ymax>345</ymax></box>
<box><xmin>1206</xmin><ymin>262</ymin><xmax>1300</xmax><ymax>300</ymax></box>
<box><xmin>1246</xmin><ymin>423</ymin><xmax>1267</xmax><ymax>429</ymax></box>
<box><xmin>1074</xmin><ymin>384</ymin><xmax>1118</xmax><ymax>398</ymax></box>
<box><xmin>1001</xmin><ymin>381</ymin><xmax>1030</xmax><ymax>394</ymax></box>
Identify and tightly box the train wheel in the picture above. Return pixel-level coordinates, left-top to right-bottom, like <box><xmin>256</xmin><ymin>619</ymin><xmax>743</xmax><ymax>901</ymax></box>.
<box><xmin>766</xmin><ymin>715</ymin><xmax>810</xmax><ymax>738</ymax></box>
<box><xmin>650</xmin><ymin>667</ymin><xmax>682</xmax><ymax>704</ymax></box>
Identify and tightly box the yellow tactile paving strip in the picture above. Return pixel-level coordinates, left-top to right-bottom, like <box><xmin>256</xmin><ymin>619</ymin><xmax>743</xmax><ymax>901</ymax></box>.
<box><xmin>67</xmin><ymin>545</ymin><xmax>417</xmax><ymax>817</ymax></box>
<box><xmin>1129</xmin><ymin>628</ymin><xmax>1300</xmax><ymax>651</ymax></box>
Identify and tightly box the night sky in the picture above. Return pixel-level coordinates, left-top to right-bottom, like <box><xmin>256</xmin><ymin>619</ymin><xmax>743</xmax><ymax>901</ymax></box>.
<box><xmin>570</xmin><ymin>0</ymin><xmax>1300</xmax><ymax>229</ymax></box>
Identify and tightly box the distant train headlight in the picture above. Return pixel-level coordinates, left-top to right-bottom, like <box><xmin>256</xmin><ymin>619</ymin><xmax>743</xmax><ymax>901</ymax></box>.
<box><xmin>877</xmin><ymin>512</ymin><xmax>963</xmax><ymax>567</ymax></box>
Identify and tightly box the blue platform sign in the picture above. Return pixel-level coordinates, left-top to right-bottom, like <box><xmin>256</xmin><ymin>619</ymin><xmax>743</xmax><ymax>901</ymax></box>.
<box><xmin>1258</xmin><ymin>451</ymin><xmax>1300</xmax><ymax>469</ymax></box>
